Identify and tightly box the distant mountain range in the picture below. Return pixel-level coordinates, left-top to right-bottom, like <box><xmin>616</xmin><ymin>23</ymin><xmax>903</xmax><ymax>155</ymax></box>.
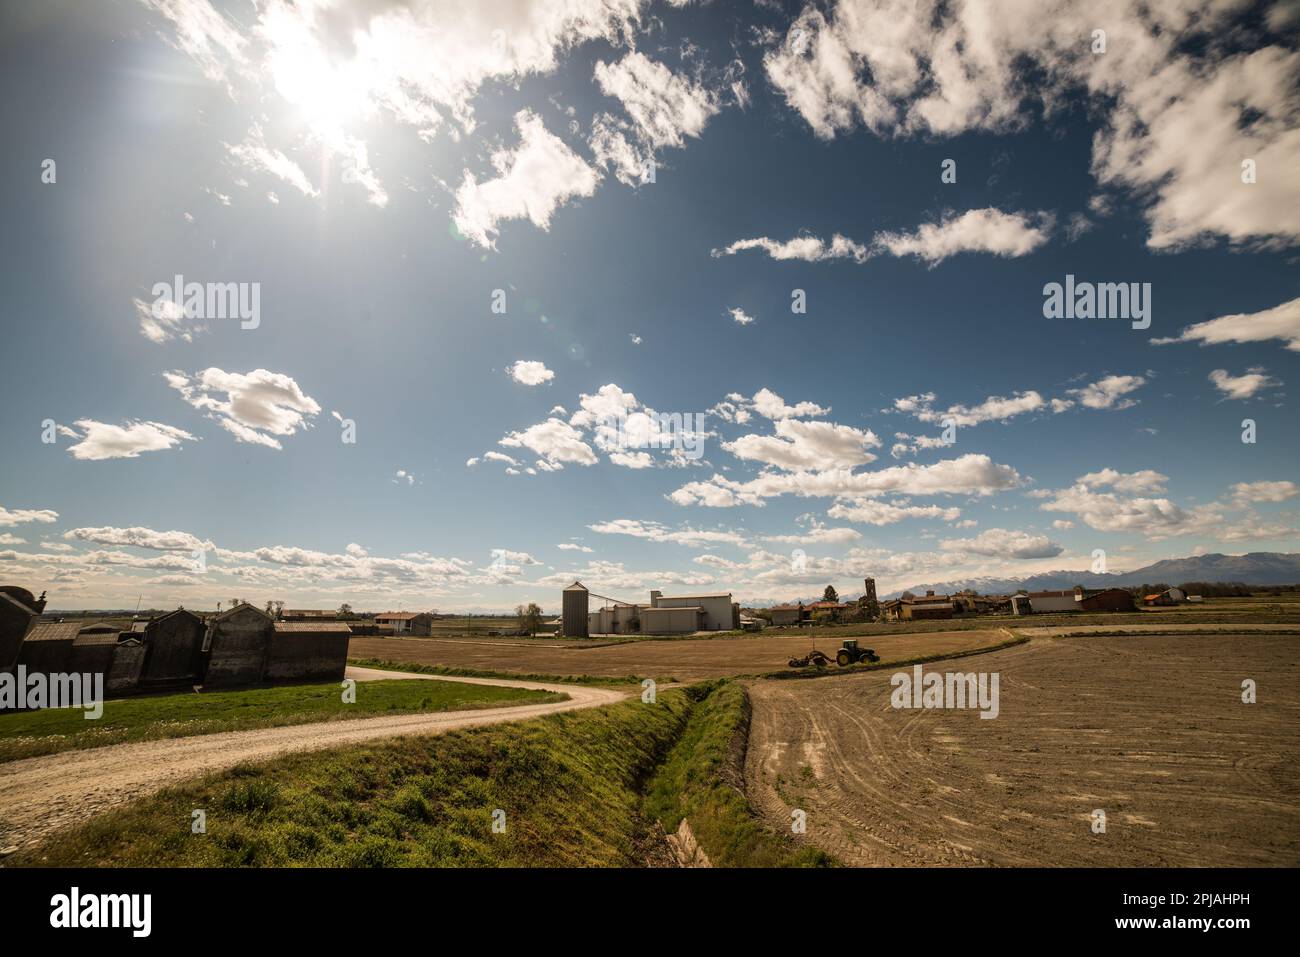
<box><xmin>878</xmin><ymin>552</ymin><xmax>1300</xmax><ymax>600</ymax></box>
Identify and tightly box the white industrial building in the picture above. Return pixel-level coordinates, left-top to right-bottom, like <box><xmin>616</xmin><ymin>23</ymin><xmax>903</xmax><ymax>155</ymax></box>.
<box><xmin>587</xmin><ymin>588</ymin><xmax>739</xmax><ymax>636</ymax></box>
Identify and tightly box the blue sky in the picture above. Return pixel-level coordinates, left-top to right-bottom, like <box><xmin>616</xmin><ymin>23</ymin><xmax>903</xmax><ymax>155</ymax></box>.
<box><xmin>1</xmin><ymin>0</ymin><xmax>1298</xmax><ymax>611</ymax></box>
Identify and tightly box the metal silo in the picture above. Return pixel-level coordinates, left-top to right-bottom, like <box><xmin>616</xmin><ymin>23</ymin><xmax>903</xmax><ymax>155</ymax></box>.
<box><xmin>562</xmin><ymin>581</ymin><xmax>589</xmax><ymax>638</ymax></box>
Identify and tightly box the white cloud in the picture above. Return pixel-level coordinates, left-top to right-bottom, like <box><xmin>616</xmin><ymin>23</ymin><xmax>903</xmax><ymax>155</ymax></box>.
<box><xmin>452</xmin><ymin>110</ymin><xmax>600</xmax><ymax>249</ymax></box>
<box><xmin>557</xmin><ymin>542</ymin><xmax>593</xmax><ymax>552</ymax></box>
<box><xmin>1209</xmin><ymin>368</ymin><xmax>1281</xmax><ymax>400</ymax></box>
<box><xmin>750</xmin><ymin>388</ymin><xmax>829</xmax><ymax>420</ymax></box>
<box><xmin>941</xmin><ymin>528</ymin><xmax>1064</xmax><ymax>560</ymax></box>
<box><xmin>1075</xmin><ymin>468</ymin><xmax>1168</xmax><ymax>494</ymax></box>
<box><xmin>712</xmin><ymin>233</ymin><xmax>869</xmax><ymax>263</ymax></box>
<box><xmin>724</xmin><ymin>418</ymin><xmax>879</xmax><ymax>472</ymax></box>
<box><xmin>140</xmin><ymin>0</ymin><xmax>248</xmax><ymax>84</ymax></box>
<box><xmin>166</xmin><ymin>367</ymin><xmax>320</xmax><ymax>449</ymax></box>
<box><xmin>0</xmin><ymin>507</ymin><xmax>58</xmax><ymax>528</ymax></box>
<box><xmin>1066</xmin><ymin>374</ymin><xmax>1146</xmax><ymax>411</ymax></box>
<box><xmin>827</xmin><ymin>499</ymin><xmax>961</xmax><ymax>526</ymax></box>
<box><xmin>499</xmin><ymin>417</ymin><xmax>598</xmax><ymax>467</ymax></box>
<box><xmin>226</xmin><ymin>124</ymin><xmax>319</xmax><ymax>198</ymax></box>
<box><xmin>508</xmin><ymin>360</ymin><xmax>555</xmax><ymax>386</ymax></box>
<box><xmin>870</xmin><ymin>208</ymin><xmax>1052</xmax><ymax>265</ymax></box>
<box><xmin>728</xmin><ymin>307</ymin><xmax>755</xmax><ymax>325</ymax></box>
<box><xmin>587</xmin><ymin>519</ymin><xmax>748</xmax><ymax>548</ymax></box>
<box><xmin>593</xmin><ymin>51</ymin><xmax>718</xmax><ymax>150</ymax></box>
<box><xmin>64</xmin><ymin>526</ymin><xmax>213</xmax><ymax>552</ymax></box>
<box><xmin>0</xmin><ymin>534</ymin><xmax>26</xmax><ymax>546</ymax></box>
<box><xmin>671</xmin><ymin>454</ymin><xmax>1021</xmax><ymax>507</ymax></box>
<box><xmin>889</xmin><ymin>432</ymin><xmax>950</xmax><ymax>458</ymax></box>
<box><xmin>894</xmin><ymin>389</ymin><xmax>1045</xmax><ymax>428</ymax></box>
<box><xmin>64</xmin><ymin>419</ymin><xmax>197</xmax><ymax>461</ymax></box>
<box><xmin>1037</xmin><ymin>470</ymin><xmax>1220</xmax><ymax>539</ymax></box>
<box><xmin>1229</xmin><ymin>481</ymin><xmax>1298</xmax><ymax>505</ymax></box>
<box><xmin>764</xmin><ymin>526</ymin><xmax>862</xmax><ymax>545</ymax></box>
<box><xmin>713</xmin><ymin>209</ymin><xmax>1049</xmax><ymax>267</ymax></box>
<box><xmin>762</xmin><ymin>1</ymin><xmax>1300</xmax><ymax>250</ymax></box>
<box><xmin>1153</xmin><ymin>296</ymin><xmax>1300</xmax><ymax>352</ymax></box>
<box><xmin>134</xmin><ymin>296</ymin><xmax>198</xmax><ymax>344</ymax></box>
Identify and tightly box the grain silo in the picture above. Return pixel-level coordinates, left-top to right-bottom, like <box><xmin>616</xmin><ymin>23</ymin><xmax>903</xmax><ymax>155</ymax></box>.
<box><xmin>562</xmin><ymin>581</ymin><xmax>589</xmax><ymax>638</ymax></box>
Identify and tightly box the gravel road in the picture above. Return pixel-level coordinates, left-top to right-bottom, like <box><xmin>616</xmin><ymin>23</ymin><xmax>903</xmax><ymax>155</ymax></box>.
<box><xmin>0</xmin><ymin>669</ymin><xmax>626</xmax><ymax>854</ymax></box>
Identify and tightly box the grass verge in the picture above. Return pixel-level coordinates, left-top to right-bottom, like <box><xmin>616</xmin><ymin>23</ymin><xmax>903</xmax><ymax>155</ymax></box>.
<box><xmin>12</xmin><ymin>682</ymin><xmax>822</xmax><ymax>868</ymax></box>
<box><xmin>0</xmin><ymin>679</ymin><xmax>562</xmax><ymax>765</ymax></box>
<box><xmin>644</xmin><ymin>682</ymin><xmax>832</xmax><ymax>867</ymax></box>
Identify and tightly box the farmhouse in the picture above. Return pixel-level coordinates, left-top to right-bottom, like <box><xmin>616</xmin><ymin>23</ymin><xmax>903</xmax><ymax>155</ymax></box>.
<box><xmin>1143</xmin><ymin>587</ymin><xmax>1186</xmax><ymax>607</ymax></box>
<box><xmin>806</xmin><ymin>600</ymin><xmax>852</xmax><ymax>621</ymax></box>
<box><xmin>374</xmin><ymin>611</ymin><xmax>434</xmax><ymax>636</ymax></box>
<box><xmin>882</xmin><ymin>591</ymin><xmax>955</xmax><ymax>621</ymax></box>
<box><xmin>769</xmin><ymin>603</ymin><xmax>807</xmax><ymax>627</ymax></box>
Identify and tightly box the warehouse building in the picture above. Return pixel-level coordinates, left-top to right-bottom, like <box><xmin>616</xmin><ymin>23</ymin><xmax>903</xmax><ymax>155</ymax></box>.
<box><xmin>0</xmin><ymin>586</ymin><xmax>352</xmax><ymax>710</ymax></box>
<box><xmin>374</xmin><ymin>611</ymin><xmax>435</xmax><ymax>636</ymax></box>
<box><xmin>584</xmin><ymin>587</ymin><xmax>740</xmax><ymax>635</ymax></box>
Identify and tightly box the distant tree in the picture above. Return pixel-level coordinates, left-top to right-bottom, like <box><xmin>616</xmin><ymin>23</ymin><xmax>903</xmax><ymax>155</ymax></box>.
<box><xmin>229</xmin><ymin>598</ymin><xmax>244</xmax><ymax>609</ymax></box>
<box><xmin>273</xmin><ymin>600</ymin><xmax>285</xmax><ymax>618</ymax></box>
<box><xmin>516</xmin><ymin>602</ymin><xmax>543</xmax><ymax>637</ymax></box>
<box><xmin>822</xmin><ymin>585</ymin><xmax>839</xmax><ymax>603</ymax></box>
<box><xmin>338</xmin><ymin>603</ymin><xmax>353</xmax><ymax>618</ymax></box>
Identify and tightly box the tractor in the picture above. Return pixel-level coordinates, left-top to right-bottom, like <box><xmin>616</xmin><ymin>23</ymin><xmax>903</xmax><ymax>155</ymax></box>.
<box><xmin>787</xmin><ymin>648</ymin><xmax>832</xmax><ymax>668</ymax></box>
<box><xmin>835</xmin><ymin>639</ymin><xmax>879</xmax><ymax>667</ymax></box>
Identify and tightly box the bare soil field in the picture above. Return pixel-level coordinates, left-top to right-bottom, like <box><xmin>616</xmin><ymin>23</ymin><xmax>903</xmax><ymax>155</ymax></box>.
<box><xmin>348</xmin><ymin>629</ymin><xmax>1008</xmax><ymax>682</ymax></box>
<box><xmin>746</xmin><ymin>633</ymin><xmax>1300</xmax><ymax>866</ymax></box>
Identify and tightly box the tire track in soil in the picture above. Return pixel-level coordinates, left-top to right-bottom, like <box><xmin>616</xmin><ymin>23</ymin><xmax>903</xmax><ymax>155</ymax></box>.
<box><xmin>745</xmin><ymin>634</ymin><xmax>1300</xmax><ymax>867</ymax></box>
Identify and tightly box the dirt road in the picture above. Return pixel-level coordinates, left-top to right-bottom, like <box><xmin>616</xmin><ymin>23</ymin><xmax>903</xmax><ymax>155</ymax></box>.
<box><xmin>0</xmin><ymin>669</ymin><xmax>625</xmax><ymax>854</ymax></box>
<box><xmin>349</xmin><ymin>629</ymin><xmax>1007</xmax><ymax>681</ymax></box>
<box><xmin>746</xmin><ymin>633</ymin><xmax>1300</xmax><ymax>866</ymax></box>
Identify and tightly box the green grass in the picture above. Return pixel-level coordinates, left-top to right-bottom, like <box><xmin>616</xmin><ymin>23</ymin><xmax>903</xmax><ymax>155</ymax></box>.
<box><xmin>12</xmin><ymin>682</ymin><xmax>825</xmax><ymax>868</ymax></box>
<box><xmin>644</xmin><ymin>682</ymin><xmax>832</xmax><ymax>867</ymax></box>
<box><xmin>348</xmin><ymin>656</ymin><xmax>651</xmax><ymax>686</ymax></box>
<box><xmin>0</xmin><ymin>679</ymin><xmax>563</xmax><ymax>764</ymax></box>
<box><xmin>12</xmin><ymin>690</ymin><xmax>696</xmax><ymax>867</ymax></box>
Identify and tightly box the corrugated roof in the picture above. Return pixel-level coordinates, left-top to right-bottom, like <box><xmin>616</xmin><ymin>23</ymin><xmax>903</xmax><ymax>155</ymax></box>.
<box><xmin>273</xmin><ymin>622</ymin><xmax>353</xmax><ymax>633</ymax></box>
<box><xmin>74</xmin><ymin>631</ymin><xmax>122</xmax><ymax>646</ymax></box>
<box><xmin>24</xmin><ymin>621</ymin><xmax>87</xmax><ymax>642</ymax></box>
<box><xmin>375</xmin><ymin>611</ymin><xmax>426</xmax><ymax>620</ymax></box>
